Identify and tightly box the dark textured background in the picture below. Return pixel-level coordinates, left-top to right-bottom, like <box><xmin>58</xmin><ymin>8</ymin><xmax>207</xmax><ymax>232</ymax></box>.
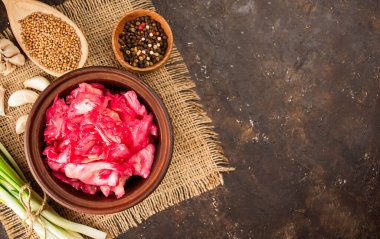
<box><xmin>1</xmin><ymin>0</ymin><xmax>380</xmax><ymax>238</ymax></box>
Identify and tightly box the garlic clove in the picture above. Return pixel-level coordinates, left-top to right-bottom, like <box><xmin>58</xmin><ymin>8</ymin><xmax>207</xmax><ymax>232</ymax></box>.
<box><xmin>1</xmin><ymin>61</ymin><xmax>16</xmax><ymax>76</ymax></box>
<box><xmin>0</xmin><ymin>39</ymin><xmax>13</xmax><ymax>50</ymax></box>
<box><xmin>8</xmin><ymin>89</ymin><xmax>39</xmax><ymax>107</ymax></box>
<box><xmin>15</xmin><ymin>114</ymin><xmax>29</xmax><ymax>134</ymax></box>
<box><xmin>2</xmin><ymin>44</ymin><xmax>20</xmax><ymax>58</ymax></box>
<box><xmin>0</xmin><ymin>62</ymin><xmax>6</xmax><ymax>72</ymax></box>
<box><xmin>0</xmin><ymin>85</ymin><xmax>5</xmax><ymax>116</ymax></box>
<box><xmin>7</xmin><ymin>54</ymin><xmax>25</xmax><ymax>66</ymax></box>
<box><xmin>23</xmin><ymin>76</ymin><xmax>50</xmax><ymax>92</ymax></box>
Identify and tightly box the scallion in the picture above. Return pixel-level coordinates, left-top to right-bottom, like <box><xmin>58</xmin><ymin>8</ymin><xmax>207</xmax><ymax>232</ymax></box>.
<box><xmin>0</xmin><ymin>142</ymin><xmax>107</xmax><ymax>239</ymax></box>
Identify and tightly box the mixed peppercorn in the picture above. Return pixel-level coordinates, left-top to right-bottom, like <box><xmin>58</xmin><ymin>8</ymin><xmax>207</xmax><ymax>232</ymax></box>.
<box><xmin>118</xmin><ymin>16</ymin><xmax>168</xmax><ymax>68</ymax></box>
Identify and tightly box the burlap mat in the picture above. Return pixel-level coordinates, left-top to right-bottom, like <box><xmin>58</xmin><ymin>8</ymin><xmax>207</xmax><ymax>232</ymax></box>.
<box><xmin>0</xmin><ymin>0</ymin><xmax>231</xmax><ymax>238</ymax></box>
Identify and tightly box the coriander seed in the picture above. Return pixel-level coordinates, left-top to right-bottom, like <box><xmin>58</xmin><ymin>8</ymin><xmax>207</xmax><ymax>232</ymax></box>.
<box><xmin>20</xmin><ymin>12</ymin><xmax>81</xmax><ymax>73</ymax></box>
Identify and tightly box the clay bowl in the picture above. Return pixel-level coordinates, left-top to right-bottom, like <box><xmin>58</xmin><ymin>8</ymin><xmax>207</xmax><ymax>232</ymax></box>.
<box><xmin>112</xmin><ymin>9</ymin><xmax>173</xmax><ymax>73</ymax></box>
<box><xmin>25</xmin><ymin>66</ymin><xmax>173</xmax><ymax>214</ymax></box>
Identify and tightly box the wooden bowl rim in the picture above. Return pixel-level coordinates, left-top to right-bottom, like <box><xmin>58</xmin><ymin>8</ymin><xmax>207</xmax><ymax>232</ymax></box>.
<box><xmin>24</xmin><ymin>66</ymin><xmax>173</xmax><ymax>214</ymax></box>
<box><xmin>112</xmin><ymin>9</ymin><xmax>173</xmax><ymax>73</ymax></box>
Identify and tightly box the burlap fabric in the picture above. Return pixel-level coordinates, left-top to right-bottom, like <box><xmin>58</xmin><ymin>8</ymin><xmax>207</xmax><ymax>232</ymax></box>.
<box><xmin>0</xmin><ymin>0</ymin><xmax>231</xmax><ymax>238</ymax></box>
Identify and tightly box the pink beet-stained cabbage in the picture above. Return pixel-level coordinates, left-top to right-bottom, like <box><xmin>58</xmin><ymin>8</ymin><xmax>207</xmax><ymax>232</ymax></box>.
<box><xmin>43</xmin><ymin>83</ymin><xmax>157</xmax><ymax>198</ymax></box>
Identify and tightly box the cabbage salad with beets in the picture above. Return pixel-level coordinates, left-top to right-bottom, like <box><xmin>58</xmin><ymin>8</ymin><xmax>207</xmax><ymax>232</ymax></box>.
<box><xmin>43</xmin><ymin>83</ymin><xmax>157</xmax><ymax>198</ymax></box>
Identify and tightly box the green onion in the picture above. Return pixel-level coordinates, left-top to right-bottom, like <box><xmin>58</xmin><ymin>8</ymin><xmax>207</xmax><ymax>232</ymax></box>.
<box><xmin>0</xmin><ymin>143</ymin><xmax>27</xmax><ymax>182</ymax></box>
<box><xmin>0</xmin><ymin>142</ymin><xmax>107</xmax><ymax>239</ymax></box>
<box><xmin>0</xmin><ymin>186</ymin><xmax>58</xmax><ymax>239</ymax></box>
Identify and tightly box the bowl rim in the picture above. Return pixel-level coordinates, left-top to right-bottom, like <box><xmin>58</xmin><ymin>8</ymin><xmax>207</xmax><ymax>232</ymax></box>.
<box><xmin>24</xmin><ymin>66</ymin><xmax>173</xmax><ymax>214</ymax></box>
<box><xmin>112</xmin><ymin>9</ymin><xmax>174</xmax><ymax>73</ymax></box>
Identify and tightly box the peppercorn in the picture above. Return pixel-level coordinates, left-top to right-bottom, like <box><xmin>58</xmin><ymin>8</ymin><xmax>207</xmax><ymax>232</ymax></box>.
<box><xmin>118</xmin><ymin>15</ymin><xmax>168</xmax><ymax>68</ymax></box>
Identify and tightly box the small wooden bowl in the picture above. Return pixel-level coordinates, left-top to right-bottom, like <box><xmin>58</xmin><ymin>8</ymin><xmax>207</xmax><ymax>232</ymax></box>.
<box><xmin>24</xmin><ymin>66</ymin><xmax>173</xmax><ymax>214</ymax></box>
<box><xmin>112</xmin><ymin>9</ymin><xmax>173</xmax><ymax>73</ymax></box>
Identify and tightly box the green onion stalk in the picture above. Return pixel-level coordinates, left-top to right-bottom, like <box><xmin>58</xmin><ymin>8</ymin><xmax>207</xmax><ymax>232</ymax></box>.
<box><xmin>0</xmin><ymin>142</ymin><xmax>107</xmax><ymax>239</ymax></box>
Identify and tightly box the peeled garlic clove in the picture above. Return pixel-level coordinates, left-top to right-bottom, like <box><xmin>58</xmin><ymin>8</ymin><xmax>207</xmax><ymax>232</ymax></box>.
<box><xmin>0</xmin><ymin>38</ymin><xmax>12</xmax><ymax>49</ymax></box>
<box><xmin>7</xmin><ymin>54</ymin><xmax>25</xmax><ymax>66</ymax></box>
<box><xmin>3</xmin><ymin>44</ymin><xmax>20</xmax><ymax>58</ymax></box>
<box><xmin>15</xmin><ymin>114</ymin><xmax>28</xmax><ymax>134</ymax></box>
<box><xmin>8</xmin><ymin>89</ymin><xmax>39</xmax><ymax>107</ymax></box>
<box><xmin>1</xmin><ymin>61</ymin><xmax>16</xmax><ymax>76</ymax></box>
<box><xmin>0</xmin><ymin>85</ymin><xmax>5</xmax><ymax>116</ymax></box>
<box><xmin>0</xmin><ymin>62</ymin><xmax>6</xmax><ymax>72</ymax></box>
<box><xmin>23</xmin><ymin>76</ymin><xmax>50</xmax><ymax>92</ymax></box>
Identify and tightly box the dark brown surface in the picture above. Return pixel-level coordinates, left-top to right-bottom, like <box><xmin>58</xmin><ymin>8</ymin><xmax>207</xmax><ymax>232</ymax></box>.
<box><xmin>25</xmin><ymin>66</ymin><xmax>173</xmax><ymax>214</ymax></box>
<box><xmin>1</xmin><ymin>0</ymin><xmax>380</xmax><ymax>238</ymax></box>
<box><xmin>112</xmin><ymin>9</ymin><xmax>173</xmax><ymax>73</ymax></box>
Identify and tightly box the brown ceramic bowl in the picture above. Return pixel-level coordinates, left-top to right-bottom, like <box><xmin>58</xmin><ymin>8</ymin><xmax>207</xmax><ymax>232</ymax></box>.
<box><xmin>24</xmin><ymin>66</ymin><xmax>173</xmax><ymax>214</ymax></box>
<box><xmin>112</xmin><ymin>9</ymin><xmax>173</xmax><ymax>73</ymax></box>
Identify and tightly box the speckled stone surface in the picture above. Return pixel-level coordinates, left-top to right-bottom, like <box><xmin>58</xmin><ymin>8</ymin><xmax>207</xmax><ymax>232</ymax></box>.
<box><xmin>1</xmin><ymin>0</ymin><xmax>380</xmax><ymax>238</ymax></box>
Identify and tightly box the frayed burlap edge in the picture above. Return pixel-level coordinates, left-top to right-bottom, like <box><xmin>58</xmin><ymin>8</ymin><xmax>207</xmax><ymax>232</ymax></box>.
<box><xmin>0</xmin><ymin>0</ymin><xmax>233</xmax><ymax>238</ymax></box>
